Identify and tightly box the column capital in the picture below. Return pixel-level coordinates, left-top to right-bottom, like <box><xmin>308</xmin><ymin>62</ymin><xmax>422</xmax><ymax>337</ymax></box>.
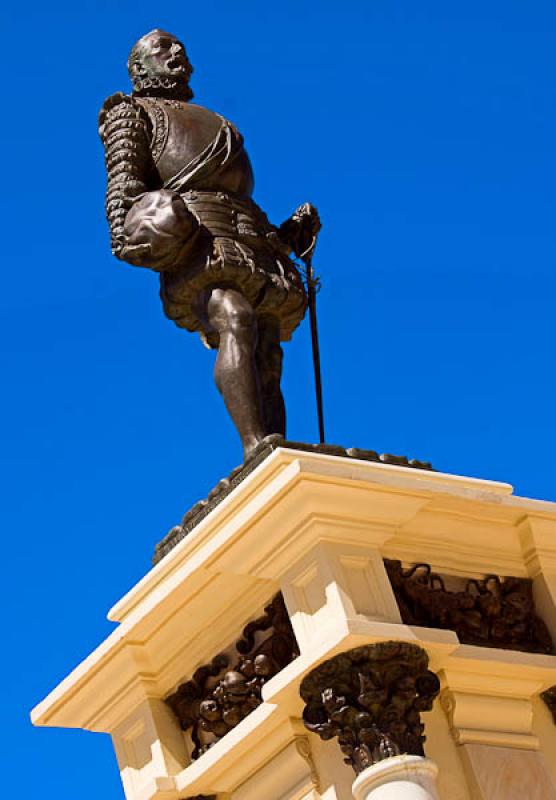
<box><xmin>299</xmin><ymin>641</ymin><xmax>440</xmax><ymax>774</ymax></box>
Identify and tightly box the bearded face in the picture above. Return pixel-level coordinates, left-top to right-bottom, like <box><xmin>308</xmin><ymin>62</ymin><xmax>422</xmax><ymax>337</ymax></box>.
<box><xmin>128</xmin><ymin>29</ymin><xmax>193</xmax><ymax>99</ymax></box>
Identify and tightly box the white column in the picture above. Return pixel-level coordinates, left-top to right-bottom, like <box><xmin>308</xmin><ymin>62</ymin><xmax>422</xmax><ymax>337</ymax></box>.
<box><xmin>351</xmin><ymin>756</ymin><xmax>439</xmax><ymax>800</ymax></box>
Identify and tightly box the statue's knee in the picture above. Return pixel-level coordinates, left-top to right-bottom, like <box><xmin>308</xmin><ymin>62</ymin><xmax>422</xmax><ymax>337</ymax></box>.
<box><xmin>222</xmin><ymin>295</ymin><xmax>255</xmax><ymax>334</ymax></box>
<box><xmin>208</xmin><ymin>288</ymin><xmax>255</xmax><ymax>334</ymax></box>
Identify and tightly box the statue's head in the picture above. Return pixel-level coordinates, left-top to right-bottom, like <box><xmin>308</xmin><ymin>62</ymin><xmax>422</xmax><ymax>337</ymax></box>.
<box><xmin>128</xmin><ymin>29</ymin><xmax>193</xmax><ymax>100</ymax></box>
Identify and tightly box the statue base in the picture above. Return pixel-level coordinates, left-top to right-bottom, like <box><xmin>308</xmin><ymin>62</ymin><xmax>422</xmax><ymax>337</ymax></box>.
<box><xmin>32</xmin><ymin>444</ymin><xmax>556</xmax><ymax>800</ymax></box>
<box><xmin>153</xmin><ymin>435</ymin><xmax>433</xmax><ymax>564</ymax></box>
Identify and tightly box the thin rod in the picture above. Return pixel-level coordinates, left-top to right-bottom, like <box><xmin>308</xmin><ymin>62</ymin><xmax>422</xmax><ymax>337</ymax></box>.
<box><xmin>306</xmin><ymin>258</ymin><xmax>325</xmax><ymax>444</ymax></box>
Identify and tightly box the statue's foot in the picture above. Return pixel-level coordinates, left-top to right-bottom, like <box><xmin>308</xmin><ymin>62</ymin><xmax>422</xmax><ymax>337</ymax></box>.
<box><xmin>243</xmin><ymin>433</ymin><xmax>285</xmax><ymax>463</ymax></box>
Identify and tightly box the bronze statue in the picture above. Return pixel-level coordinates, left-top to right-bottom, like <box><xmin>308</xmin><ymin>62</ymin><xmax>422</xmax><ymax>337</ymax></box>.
<box><xmin>99</xmin><ymin>29</ymin><xmax>320</xmax><ymax>459</ymax></box>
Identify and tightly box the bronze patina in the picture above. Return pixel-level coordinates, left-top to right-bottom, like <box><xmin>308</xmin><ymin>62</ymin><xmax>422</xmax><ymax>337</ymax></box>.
<box><xmin>166</xmin><ymin>593</ymin><xmax>298</xmax><ymax>757</ymax></box>
<box><xmin>384</xmin><ymin>560</ymin><xmax>554</xmax><ymax>654</ymax></box>
<box><xmin>542</xmin><ymin>686</ymin><xmax>556</xmax><ymax>724</ymax></box>
<box><xmin>99</xmin><ymin>29</ymin><xmax>320</xmax><ymax>459</ymax></box>
<box><xmin>299</xmin><ymin>642</ymin><xmax>440</xmax><ymax>774</ymax></box>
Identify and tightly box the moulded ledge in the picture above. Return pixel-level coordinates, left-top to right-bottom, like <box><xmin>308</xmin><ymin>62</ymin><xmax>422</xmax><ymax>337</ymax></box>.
<box><xmin>107</xmin><ymin>447</ymin><xmax>524</xmax><ymax>625</ymax></box>
<box><xmin>262</xmin><ymin>616</ymin><xmax>556</xmax><ymax>717</ymax></box>
<box><xmin>172</xmin><ymin>705</ymin><xmax>300</xmax><ymax>798</ymax></box>
<box><xmin>443</xmin><ymin>642</ymin><xmax>556</xmax><ymax>678</ymax></box>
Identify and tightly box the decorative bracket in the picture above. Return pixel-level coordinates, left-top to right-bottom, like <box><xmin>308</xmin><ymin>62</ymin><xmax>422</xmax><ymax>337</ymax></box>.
<box><xmin>294</xmin><ymin>733</ymin><xmax>321</xmax><ymax>792</ymax></box>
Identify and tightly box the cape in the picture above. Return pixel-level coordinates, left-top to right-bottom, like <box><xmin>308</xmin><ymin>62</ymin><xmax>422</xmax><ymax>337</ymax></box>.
<box><xmin>164</xmin><ymin>117</ymin><xmax>245</xmax><ymax>194</ymax></box>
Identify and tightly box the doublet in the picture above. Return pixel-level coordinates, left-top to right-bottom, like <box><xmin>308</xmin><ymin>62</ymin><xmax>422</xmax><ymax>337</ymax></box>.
<box><xmin>99</xmin><ymin>93</ymin><xmax>307</xmax><ymax>346</ymax></box>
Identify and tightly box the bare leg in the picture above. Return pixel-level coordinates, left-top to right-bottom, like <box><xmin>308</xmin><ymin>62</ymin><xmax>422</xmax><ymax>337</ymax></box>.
<box><xmin>256</xmin><ymin>316</ymin><xmax>286</xmax><ymax>437</ymax></box>
<box><xmin>206</xmin><ymin>287</ymin><xmax>266</xmax><ymax>459</ymax></box>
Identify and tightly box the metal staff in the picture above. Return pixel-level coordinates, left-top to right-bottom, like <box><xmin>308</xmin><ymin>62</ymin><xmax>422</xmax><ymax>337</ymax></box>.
<box><xmin>300</xmin><ymin>236</ymin><xmax>325</xmax><ymax>444</ymax></box>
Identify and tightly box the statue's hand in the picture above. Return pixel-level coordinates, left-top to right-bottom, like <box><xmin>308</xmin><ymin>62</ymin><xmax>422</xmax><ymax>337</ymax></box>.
<box><xmin>279</xmin><ymin>202</ymin><xmax>322</xmax><ymax>261</ymax></box>
<box><xmin>119</xmin><ymin>242</ymin><xmax>153</xmax><ymax>267</ymax></box>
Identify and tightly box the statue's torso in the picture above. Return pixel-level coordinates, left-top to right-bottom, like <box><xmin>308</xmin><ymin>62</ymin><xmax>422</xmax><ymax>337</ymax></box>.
<box><xmin>100</xmin><ymin>91</ymin><xmax>307</xmax><ymax>345</ymax></box>
<box><xmin>139</xmin><ymin>99</ymin><xmax>255</xmax><ymax>195</ymax></box>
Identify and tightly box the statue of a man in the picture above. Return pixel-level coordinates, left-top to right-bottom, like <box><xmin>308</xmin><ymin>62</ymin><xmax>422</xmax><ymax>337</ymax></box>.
<box><xmin>99</xmin><ymin>29</ymin><xmax>320</xmax><ymax>459</ymax></box>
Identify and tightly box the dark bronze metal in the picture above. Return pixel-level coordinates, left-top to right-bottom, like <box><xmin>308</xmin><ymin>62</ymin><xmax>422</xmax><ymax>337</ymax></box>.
<box><xmin>166</xmin><ymin>593</ymin><xmax>298</xmax><ymax>758</ymax></box>
<box><xmin>153</xmin><ymin>438</ymin><xmax>434</xmax><ymax>564</ymax></box>
<box><xmin>282</xmin><ymin>207</ymin><xmax>325</xmax><ymax>443</ymax></box>
<box><xmin>385</xmin><ymin>559</ymin><xmax>554</xmax><ymax>655</ymax></box>
<box><xmin>99</xmin><ymin>29</ymin><xmax>321</xmax><ymax>460</ymax></box>
<box><xmin>300</xmin><ymin>642</ymin><xmax>440</xmax><ymax>775</ymax></box>
<box><xmin>541</xmin><ymin>686</ymin><xmax>556</xmax><ymax>724</ymax></box>
<box><xmin>183</xmin><ymin>796</ymin><xmax>216</xmax><ymax>800</ymax></box>
<box><xmin>306</xmin><ymin>253</ymin><xmax>325</xmax><ymax>445</ymax></box>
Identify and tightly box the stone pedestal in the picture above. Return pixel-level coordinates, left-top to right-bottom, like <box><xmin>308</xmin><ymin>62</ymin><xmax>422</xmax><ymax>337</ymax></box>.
<box><xmin>352</xmin><ymin>757</ymin><xmax>439</xmax><ymax>800</ymax></box>
<box><xmin>31</xmin><ymin>445</ymin><xmax>556</xmax><ymax>799</ymax></box>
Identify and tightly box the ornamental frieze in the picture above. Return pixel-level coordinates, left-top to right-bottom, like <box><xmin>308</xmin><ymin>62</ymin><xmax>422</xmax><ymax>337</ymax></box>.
<box><xmin>166</xmin><ymin>593</ymin><xmax>298</xmax><ymax>758</ymax></box>
<box><xmin>385</xmin><ymin>559</ymin><xmax>554</xmax><ymax>654</ymax></box>
<box><xmin>541</xmin><ymin>686</ymin><xmax>556</xmax><ymax>724</ymax></box>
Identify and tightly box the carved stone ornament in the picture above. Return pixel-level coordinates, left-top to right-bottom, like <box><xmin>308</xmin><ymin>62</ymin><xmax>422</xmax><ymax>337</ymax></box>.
<box><xmin>299</xmin><ymin>641</ymin><xmax>440</xmax><ymax>775</ymax></box>
<box><xmin>166</xmin><ymin>594</ymin><xmax>298</xmax><ymax>758</ymax></box>
<box><xmin>385</xmin><ymin>560</ymin><xmax>554</xmax><ymax>655</ymax></box>
<box><xmin>294</xmin><ymin>735</ymin><xmax>321</xmax><ymax>792</ymax></box>
<box><xmin>541</xmin><ymin>686</ymin><xmax>556</xmax><ymax>724</ymax></box>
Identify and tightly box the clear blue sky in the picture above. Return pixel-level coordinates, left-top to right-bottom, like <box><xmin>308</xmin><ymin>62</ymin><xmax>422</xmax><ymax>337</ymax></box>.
<box><xmin>3</xmin><ymin>1</ymin><xmax>556</xmax><ymax>796</ymax></box>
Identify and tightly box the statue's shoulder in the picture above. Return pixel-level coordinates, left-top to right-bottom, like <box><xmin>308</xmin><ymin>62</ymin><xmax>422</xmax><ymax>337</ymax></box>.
<box><xmin>144</xmin><ymin>99</ymin><xmax>224</xmax><ymax>127</ymax></box>
<box><xmin>98</xmin><ymin>92</ymin><xmax>146</xmax><ymax>139</ymax></box>
<box><xmin>179</xmin><ymin>103</ymin><xmax>240</xmax><ymax>143</ymax></box>
<box><xmin>186</xmin><ymin>102</ymin><xmax>231</xmax><ymax>127</ymax></box>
